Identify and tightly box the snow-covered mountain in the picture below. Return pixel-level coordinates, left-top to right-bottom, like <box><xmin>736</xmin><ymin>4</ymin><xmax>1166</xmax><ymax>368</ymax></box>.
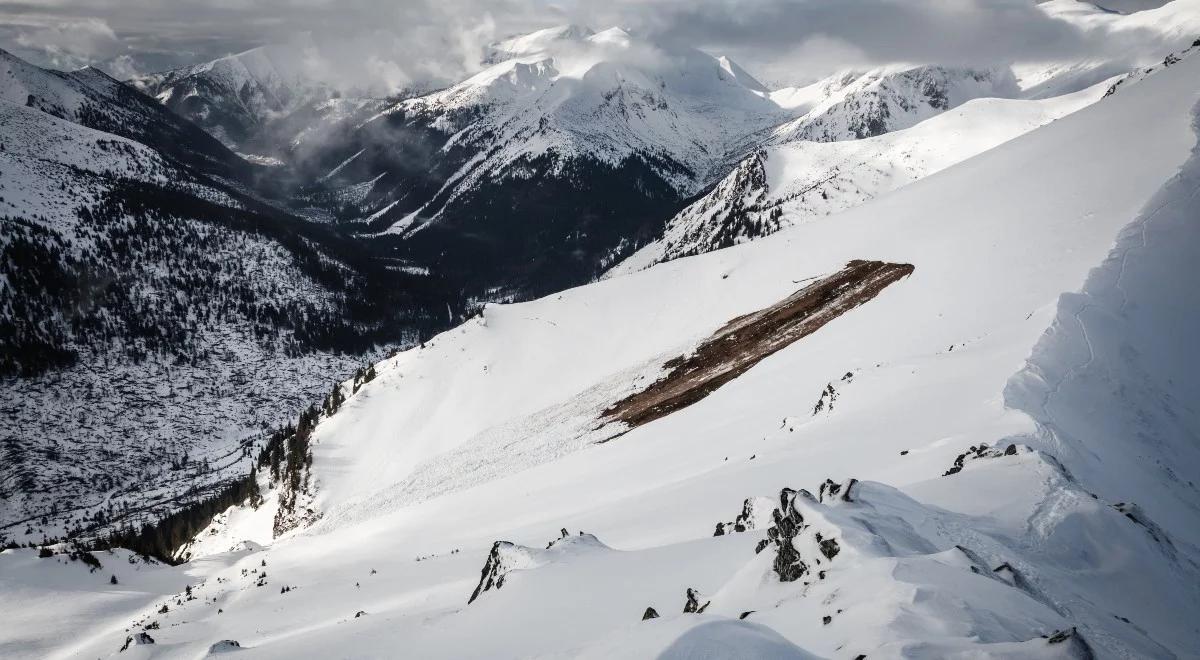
<box><xmin>769</xmin><ymin>65</ymin><xmax>1020</xmax><ymax>143</ymax></box>
<box><xmin>607</xmin><ymin>0</ymin><xmax>1200</xmax><ymax>275</ymax></box>
<box><xmin>609</xmin><ymin>75</ymin><xmax>1110</xmax><ymax>274</ymax></box>
<box><xmin>5</xmin><ymin>2</ymin><xmax>1200</xmax><ymax>656</ymax></box>
<box><xmin>281</xmin><ymin>25</ymin><xmax>801</xmax><ymax>298</ymax></box>
<box><xmin>0</xmin><ymin>47</ymin><xmax>247</xmax><ymax>178</ymax></box>
<box><xmin>0</xmin><ymin>49</ymin><xmax>458</xmax><ymax>549</ymax></box>
<box><xmin>6</xmin><ymin>36</ymin><xmax>1198</xmax><ymax>658</ymax></box>
<box><xmin>129</xmin><ymin>35</ymin><xmax>334</xmax><ymax>149</ymax></box>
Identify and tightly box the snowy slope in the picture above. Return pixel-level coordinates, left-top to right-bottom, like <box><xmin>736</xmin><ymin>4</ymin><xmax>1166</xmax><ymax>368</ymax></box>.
<box><xmin>280</xmin><ymin>26</ymin><xmax>811</xmax><ymax>298</ymax></box>
<box><xmin>1016</xmin><ymin>0</ymin><xmax>1200</xmax><ymax>98</ymax></box>
<box><xmin>0</xmin><ymin>50</ymin><xmax>450</xmax><ymax>551</ymax></box>
<box><xmin>610</xmin><ymin>79</ymin><xmax>1111</xmax><ymax>274</ymax></box>
<box><xmin>0</xmin><ymin>48</ymin><xmax>247</xmax><ymax>177</ymax></box>
<box><xmin>607</xmin><ymin>0</ymin><xmax>1200</xmax><ymax>276</ymax></box>
<box><xmin>130</xmin><ymin>35</ymin><xmax>333</xmax><ymax>148</ymax></box>
<box><xmin>5</xmin><ymin>33</ymin><xmax>1198</xmax><ymax>660</ymax></box>
<box><xmin>769</xmin><ymin>65</ymin><xmax>1020</xmax><ymax>143</ymax></box>
<box><xmin>0</xmin><ymin>95</ymin><xmax>369</xmax><ymax>545</ymax></box>
<box><xmin>290</xmin><ymin>28</ymin><xmax>1050</xmax><ymax>300</ymax></box>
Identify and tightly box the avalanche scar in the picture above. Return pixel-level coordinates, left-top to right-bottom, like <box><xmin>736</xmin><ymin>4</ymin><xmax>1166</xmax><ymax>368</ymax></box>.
<box><xmin>600</xmin><ymin>260</ymin><xmax>914</xmax><ymax>433</ymax></box>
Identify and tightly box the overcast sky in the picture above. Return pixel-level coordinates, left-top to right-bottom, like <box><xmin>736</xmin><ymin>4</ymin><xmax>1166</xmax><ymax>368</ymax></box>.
<box><xmin>0</xmin><ymin>0</ymin><xmax>1176</xmax><ymax>89</ymax></box>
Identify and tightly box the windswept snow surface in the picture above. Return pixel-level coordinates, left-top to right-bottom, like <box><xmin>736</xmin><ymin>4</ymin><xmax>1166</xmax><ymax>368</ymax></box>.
<box><xmin>610</xmin><ymin>79</ymin><xmax>1112</xmax><ymax>275</ymax></box>
<box><xmin>5</xmin><ymin>27</ymin><xmax>1200</xmax><ymax>660</ymax></box>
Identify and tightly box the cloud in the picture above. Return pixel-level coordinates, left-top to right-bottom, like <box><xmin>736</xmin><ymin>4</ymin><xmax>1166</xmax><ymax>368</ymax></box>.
<box><xmin>572</xmin><ymin>0</ymin><xmax>1181</xmax><ymax>81</ymax></box>
<box><xmin>9</xmin><ymin>15</ymin><xmax>125</xmax><ymax>69</ymax></box>
<box><xmin>0</xmin><ymin>0</ymin><xmax>1187</xmax><ymax>88</ymax></box>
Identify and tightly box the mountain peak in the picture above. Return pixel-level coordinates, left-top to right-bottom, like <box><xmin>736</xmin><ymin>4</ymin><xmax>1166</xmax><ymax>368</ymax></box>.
<box><xmin>484</xmin><ymin>24</ymin><xmax>596</xmax><ymax>63</ymax></box>
<box><xmin>587</xmin><ymin>26</ymin><xmax>633</xmax><ymax>46</ymax></box>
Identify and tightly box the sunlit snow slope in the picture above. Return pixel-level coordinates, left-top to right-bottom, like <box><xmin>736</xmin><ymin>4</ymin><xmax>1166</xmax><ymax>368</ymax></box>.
<box><xmin>610</xmin><ymin>79</ymin><xmax>1111</xmax><ymax>275</ymax></box>
<box><xmin>4</xmin><ymin>31</ymin><xmax>1200</xmax><ymax>660</ymax></box>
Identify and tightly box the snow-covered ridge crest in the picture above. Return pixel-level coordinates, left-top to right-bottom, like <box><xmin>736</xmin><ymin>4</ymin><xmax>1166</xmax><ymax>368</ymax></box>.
<box><xmin>387</xmin><ymin>23</ymin><xmax>793</xmax><ymax>208</ymax></box>
<box><xmin>610</xmin><ymin>73</ymin><xmax>1111</xmax><ymax>275</ymax></box>
<box><xmin>770</xmin><ymin>64</ymin><xmax>1021</xmax><ymax>143</ymax></box>
<box><xmin>130</xmin><ymin>34</ymin><xmax>335</xmax><ymax>148</ymax></box>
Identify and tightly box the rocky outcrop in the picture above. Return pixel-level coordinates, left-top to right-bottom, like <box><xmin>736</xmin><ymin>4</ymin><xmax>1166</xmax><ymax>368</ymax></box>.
<box><xmin>713</xmin><ymin>496</ymin><xmax>776</xmax><ymax>536</ymax></box>
<box><xmin>943</xmin><ymin>443</ymin><xmax>1023</xmax><ymax>476</ymax></box>
<box><xmin>762</xmin><ymin>488</ymin><xmax>812</xmax><ymax>582</ymax></box>
<box><xmin>642</xmin><ymin>607</ymin><xmax>660</xmax><ymax>620</ymax></box>
<box><xmin>683</xmin><ymin>588</ymin><xmax>711</xmax><ymax>614</ymax></box>
<box><xmin>755</xmin><ymin>483</ymin><xmax>852</xmax><ymax>582</ymax></box>
<box><xmin>469</xmin><ymin>531</ymin><xmax>609</xmax><ymax>604</ymax></box>
<box><xmin>119</xmin><ymin>632</ymin><xmax>155</xmax><ymax>651</ymax></box>
<box><xmin>818</xmin><ymin>478</ymin><xmax>857</xmax><ymax>503</ymax></box>
<box><xmin>468</xmin><ymin>541</ymin><xmax>525</xmax><ymax>604</ymax></box>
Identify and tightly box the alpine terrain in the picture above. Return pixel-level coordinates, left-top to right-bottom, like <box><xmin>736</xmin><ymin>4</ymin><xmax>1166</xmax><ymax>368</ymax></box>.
<box><xmin>2</xmin><ymin>0</ymin><xmax>1200</xmax><ymax>658</ymax></box>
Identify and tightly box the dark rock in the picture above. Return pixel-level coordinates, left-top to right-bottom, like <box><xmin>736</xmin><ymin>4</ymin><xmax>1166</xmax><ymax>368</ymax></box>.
<box><xmin>822</xmin><ymin>615</ymin><xmax>832</xmax><ymax>625</ymax></box>
<box><xmin>209</xmin><ymin>640</ymin><xmax>241</xmax><ymax>653</ymax></box>
<box><xmin>1044</xmin><ymin>628</ymin><xmax>1097</xmax><ymax>660</ymax></box>
<box><xmin>120</xmin><ymin>632</ymin><xmax>155</xmax><ymax>651</ymax></box>
<box><xmin>818</xmin><ymin>478</ymin><xmax>857</xmax><ymax>503</ymax></box>
<box><xmin>1046</xmin><ymin>628</ymin><xmax>1074</xmax><ymax>643</ymax></box>
<box><xmin>812</xmin><ymin>383</ymin><xmax>838</xmax><ymax>414</ymax></box>
<box><xmin>739</xmin><ymin>611</ymin><xmax>754</xmax><ymax>620</ymax></box>
<box><xmin>547</xmin><ymin>528</ymin><xmax>574</xmax><ymax>549</ymax></box>
<box><xmin>468</xmin><ymin>541</ymin><xmax>515</xmax><ymax>604</ymax></box>
<box><xmin>354</xmin><ymin>610</ymin><xmax>367</xmax><ymax>618</ymax></box>
<box><xmin>818</xmin><ymin>536</ymin><xmax>840</xmax><ymax>560</ymax></box>
<box><xmin>714</xmin><ymin>497</ymin><xmax>772</xmax><ymax>537</ymax></box>
<box><xmin>944</xmin><ymin>443</ymin><xmax>1027</xmax><ymax>475</ymax></box>
<box><xmin>766</xmin><ymin>489</ymin><xmax>809</xmax><ymax>582</ymax></box>
<box><xmin>683</xmin><ymin>588</ymin><xmax>710</xmax><ymax>614</ymax></box>
<box><xmin>642</xmin><ymin>607</ymin><xmax>660</xmax><ymax>621</ymax></box>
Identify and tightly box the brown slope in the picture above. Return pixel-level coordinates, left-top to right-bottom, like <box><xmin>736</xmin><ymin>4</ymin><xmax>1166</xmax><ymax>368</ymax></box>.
<box><xmin>602</xmin><ymin>260</ymin><xmax>914</xmax><ymax>431</ymax></box>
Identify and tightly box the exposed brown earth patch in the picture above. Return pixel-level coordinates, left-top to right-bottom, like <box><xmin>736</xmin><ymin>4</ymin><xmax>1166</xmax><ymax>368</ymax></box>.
<box><xmin>601</xmin><ymin>260</ymin><xmax>914</xmax><ymax>431</ymax></box>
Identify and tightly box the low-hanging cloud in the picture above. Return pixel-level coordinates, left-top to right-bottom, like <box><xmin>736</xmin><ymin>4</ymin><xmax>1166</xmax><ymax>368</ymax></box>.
<box><xmin>0</xmin><ymin>0</ymin><xmax>1185</xmax><ymax>90</ymax></box>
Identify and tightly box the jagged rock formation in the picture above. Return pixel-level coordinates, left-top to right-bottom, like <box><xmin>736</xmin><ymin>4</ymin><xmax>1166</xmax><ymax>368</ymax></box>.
<box><xmin>468</xmin><ymin>531</ymin><xmax>609</xmax><ymax>604</ymax></box>
<box><xmin>683</xmin><ymin>587</ymin><xmax>710</xmax><ymax>614</ymax></box>
<box><xmin>773</xmin><ymin>66</ymin><xmax>1018</xmax><ymax>143</ymax></box>
<box><xmin>119</xmin><ymin>632</ymin><xmax>155</xmax><ymax>651</ymax></box>
<box><xmin>753</xmin><ymin>481</ymin><xmax>855</xmax><ymax>582</ymax></box>
<box><xmin>759</xmin><ymin>488</ymin><xmax>812</xmax><ymax>582</ymax></box>
<box><xmin>714</xmin><ymin>496</ymin><xmax>775</xmax><ymax>536</ymax></box>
